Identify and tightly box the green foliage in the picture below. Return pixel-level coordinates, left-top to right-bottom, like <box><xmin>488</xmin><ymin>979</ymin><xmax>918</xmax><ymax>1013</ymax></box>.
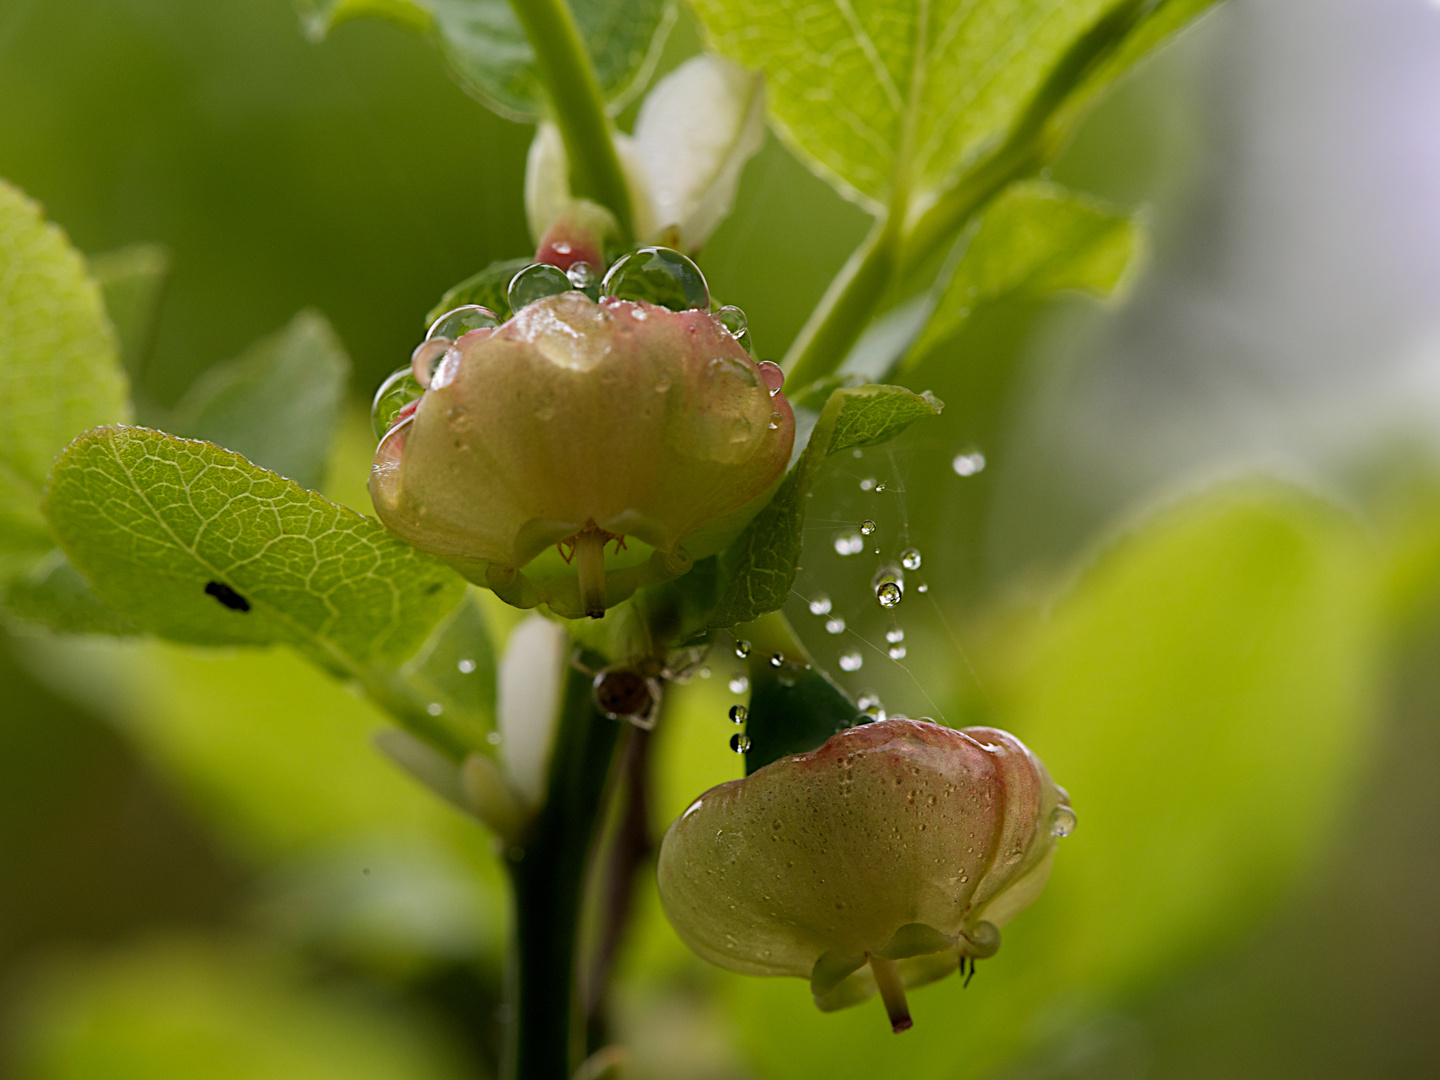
<box><xmin>10</xmin><ymin>938</ymin><xmax>470</xmax><ymax>1080</ymax></box>
<box><xmin>43</xmin><ymin>426</ymin><xmax>463</xmax><ymax>676</ymax></box>
<box><xmin>708</xmin><ymin>384</ymin><xmax>942</xmax><ymax>628</ymax></box>
<box><xmin>426</xmin><ymin>257</ymin><xmax>531</xmax><ymax>326</ymax></box>
<box><xmin>0</xmin><ymin>181</ymin><xmax>129</xmax><ymax>583</ymax></box>
<box><xmin>906</xmin><ymin>180</ymin><xmax>1139</xmax><ymax>368</ymax></box>
<box><xmin>166</xmin><ymin>311</ymin><xmax>351</xmax><ymax>491</ymax></box>
<box><xmin>302</xmin><ymin>0</ymin><xmax>675</xmax><ymax>123</ymax></box>
<box><xmin>743</xmin><ymin>659</ymin><xmax>855</xmax><ymax>774</ymax></box>
<box><xmin>723</xmin><ymin>480</ymin><xmax>1378</xmax><ymax>1079</ymax></box>
<box><xmin>2</xmin><ymin>552</ymin><xmax>140</xmax><ymax>636</ymax></box>
<box><xmin>88</xmin><ymin>244</ymin><xmax>171</xmax><ymax>381</ymax></box>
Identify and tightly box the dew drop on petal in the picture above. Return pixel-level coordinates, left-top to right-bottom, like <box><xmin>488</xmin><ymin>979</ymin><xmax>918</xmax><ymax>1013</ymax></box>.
<box><xmin>838</xmin><ymin>650</ymin><xmax>864</xmax><ymax>672</ymax></box>
<box><xmin>566</xmin><ymin>260</ymin><xmax>600</xmax><ymax>292</ymax></box>
<box><xmin>508</xmin><ymin>262</ymin><xmax>573</xmax><ymax>311</ymax></box>
<box><xmin>808</xmin><ymin>594</ymin><xmax>832</xmax><ymax>616</ymax></box>
<box><xmin>730</xmin><ymin>732</ymin><xmax>752</xmax><ymax>754</ymax></box>
<box><xmin>600</xmin><ymin>247</ymin><xmax>710</xmax><ymax>310</ymax></box>
<box><xmin>901</xmin><ymin>547</ymin><xmax>922</xmax><ymax>571</ymax></box>
<box><xmin>716</xmin><ymin>304</ymin><xmax>750</xmax><ymax>352</ymax></box>
<box><xmin>1050</xmin><ymin>806</ymin><xmax>1077</xmax><ymax>838</ymax></box>
<box><xmin>825</xmin><ymin>616</ymin><xmax>846</xmax><ymax>635</ymax></box>
<box><xmin>729</xmin><ymin>704</ymin><xmax>748</xmax><ymax>724</ymax></box>
<box><xmin>371</xmin><ymin>366</ymin><xmax>424</xmax><ymax>438</ymax></box>
<box><xmin>427</xmin><ymin>304</ymin><xmax>499</xmax><ymax>341</ymax></box>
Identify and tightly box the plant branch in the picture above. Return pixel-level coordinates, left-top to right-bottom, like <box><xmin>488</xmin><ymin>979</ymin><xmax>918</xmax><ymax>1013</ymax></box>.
<box><xmin>502</xmin><ymin>653</ymin><xmax>624</xmax><ymax>1080</ymax></box>
<box><xmin>508</xmin><ymin>0</ymin><xmax>635</xmax><ymax>240</ymax></box>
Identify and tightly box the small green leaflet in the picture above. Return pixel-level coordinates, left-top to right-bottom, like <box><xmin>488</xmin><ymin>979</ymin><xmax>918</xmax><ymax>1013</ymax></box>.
<box><xmin>298</xmin><ymin>0</ymin><xmax>675</xmax><ymax>124</ymax></box>
<box><xmin>707</xmin><ymin>384</ymin><xmax>942</xmax><ymax>628</ymax></box>
<box><xmin>45</xmin><ymin>426</ymin><xmax>464</xmax><ymax>678</ymax></box>
<box><xmin>426</xmin><ymin>257</ymin><xmax>531</xmax><ymax>326</ymax></box>
<box><xmin>0</xmin><ymin>180</ymin><xmax>129</xmax><ymax>583</ymax></box>
<box><xmin>88</xmin><ymin>243</ymin><xmax>170</xmax><ymax>381</ymax></box>
<box><xmin>906</xmin><ymin>181</ymin><xmax>1140</xmax><ymax>368</ymax></box>
<box><xmin>166</xmin><ymin>311</ymin><xmax>350</xmax><ymax>492</ymax></box>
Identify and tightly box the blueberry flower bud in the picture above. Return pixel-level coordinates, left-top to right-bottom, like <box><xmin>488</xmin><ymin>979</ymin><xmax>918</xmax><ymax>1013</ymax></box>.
<box><xmin>370</xmin><ymin>278</ymin><xmax>794</xmax><ymax>618</ymax></box>
<box><xmin>656</xmin><ymin>718</ymin><xmax>1072</xmax><ymax>1031</ymax></box>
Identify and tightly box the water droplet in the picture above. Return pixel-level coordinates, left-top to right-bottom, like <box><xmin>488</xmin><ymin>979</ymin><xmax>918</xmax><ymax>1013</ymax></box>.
<box><xmin>769</xmin><ymin>653</ymin><xmax>784</xmax><ymax>668</ymax></box>
<box><xmin>698</xmin><ymin>666</ymin><xmax>711</xmax><ymax>679</ymax></box>
<box><xmin>952</xmin><ymin>450</ymin><xmax>987</xmax><ymax>477</ymax></box>
<box><xmin>457</xmin><ymin>658</ymin><xmax>477</xmax><ymax>674</ymax></box>
<box><xmin>600</xmin><ymin>246</ymin><xmax>710</xmax><ymax>310</ymax></box>
<box><xmin>825</xmin><ymin>616</ymin><xmax>846</xmax><ymax>635</ymax></box>
<box><xmin>730</xmin><ymin>732</ymin><xmax>752</xmax><ymax>754</ymax></box>
<box><xmin>833</xmin><ymin>530</ymin><xmax>864</xmax><ymax>556</ymax></box>
<box><xmin>729</xmin><ymin>705</ymin><xmax>748</xmax><ymax>724</ymax></box>
<box><xmin>875</xmin><ymin>481</ymin><xmax>886</xmax><ymax>492</ymax></box>
<box><xmin>426</xmin><ymin>702</ymin><xmax>443</xmax><ymax>716</ymax></box>
<box><xmin>716</xmin><ymin>304</ymin><xmax>750</xmax><ymax>350</ymax></box>
<box><xmin>734</xmin><ymin>639</ymin><xmax>751</xmax><ymax>658</ymax></box>
<box><xmin>917</xmin><ymin>583</ymin><xmax>929</xmax><ymax>594</ymax></box>
<box><xmin>487</xmin><ymin>731</ymin><xmax>503</xmax><ymax>745</ymax></box>
<box><xmin>1050</xmin><ymin>805</ymin><xmax>1077</xmax><ymax>838</ymax></box>
<box><xmin>808</xmin><ymin>594</ymin><xmax>832</xmax><ymax>616</ymax></box>
<box><xmin>728</xmin><ymin>675</ymin><xmax>750</xmax><ymax>695</ymax></box>
<box><xmin>410</xmin><ymin>338</ymin><xmax>452</xmax><ymax>388</ymax></box>
<box><xmin>566</xmin><ymin>260</ymin><xmax>600</xmax><ymax>293</ymax></box>
<box><xmin>901</xmin><ymin>547</ymin><xmax>922</xmax><ymax>571</ymax></box>
<box><xmin>852</xmin><ymin>449</ymin><xmax>863</xmax><ymax>459</ymax></box>
<box><xmin>508</xmin><ymin>262</ymin><xmax>573</xmax><ymax>311</ymax></box>
<box><xmin>873</xmin><ymin>563</ymin><xmax>904</xmax><ymax>609</ymax></box>
<box><xmin>857</xmin><ymin>692</ymin><xmax>881</xmax><ymax>711</ymax></box>
<box><xmin>767</xmin><ymin>412</ymin><xmax>781</xmax><ymax>430</ymax></box>
<box><xmin>427</xmin><ymin>304</ymin><xmax>499</xmax><ymax>341</ymax></box>
<box><xmin>371</xmin><ymin>366</ymin><xmax>424</xmax><ymax>438</ymax></box>
<box><xmin>859</xmin><ymin>477</ymin><xmax>877</xmax><ymax>492</ymax></box>
<box><xmin>888</xmin><ymin>644</ymin><xmax>907</xmax><ymax>660</ymax></box>
<box><xmin>884</xmin><ymin>628</ymin><xmax>904</xmax><ymax>645</ymax></box>
<box><xmin>838</xmin><ymin>650</ymin><xmax>864</xmax><ymax>672</ymax></box>
<box><xmin>758</xmin><ymin>360</ymin><xmax>784</xmax><ymax>395</ymax></box>
<box><xmin>859</xmin><ymin>519</ymin><xmax>877</xmax><ymax>536</ymax></box>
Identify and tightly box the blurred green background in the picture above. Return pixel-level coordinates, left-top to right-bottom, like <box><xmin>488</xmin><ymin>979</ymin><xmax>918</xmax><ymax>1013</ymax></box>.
<box><xmin>3</xmin><ymin>0</ymin><xmax>1440</xmax><ymax>1078</ymax></box>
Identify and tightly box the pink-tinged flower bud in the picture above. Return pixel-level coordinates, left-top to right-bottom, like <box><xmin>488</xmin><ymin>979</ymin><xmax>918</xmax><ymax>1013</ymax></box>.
<box><xmin>656</xmin><ymin>718</ymin><xmax>1073</xmax><ymax>1031</ymax></box>
<box><xmin>370</xmin><ymin>289</ymin><xmax>794</xmax><ymax>619</ymax></box>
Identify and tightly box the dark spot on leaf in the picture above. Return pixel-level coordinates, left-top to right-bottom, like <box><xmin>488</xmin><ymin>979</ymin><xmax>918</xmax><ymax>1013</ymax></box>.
<box><xmin>205</xmin><ymin>581</ymin><xmax>250</xmax><ymax>612</ymax></box>
<box><xmin>426</xmin><ymin>582</ymin><xmax>442</xmax><ymax>594</ymax></box>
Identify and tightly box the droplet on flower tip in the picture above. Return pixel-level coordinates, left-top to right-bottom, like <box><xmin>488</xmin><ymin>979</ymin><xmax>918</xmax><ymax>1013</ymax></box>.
<box><xmin>600</xmin><ymin>246</ymin><xmax>710</xmax><ymax>311</ymax></box>
<box><xmin>808</xmin><ymin>593</ymin><xmax>832</xmax><ymax>616</ymax></box>
<box><xmin>901</xmin><ymin>547</ymin><xmax>922</xmax><ymax>571</ymax></box>
<box><xmin>735</xmin><ymin>639</ymin><xmax>752</xmax><ymax>658</ymax></box>
<box><xmin>717</xmin><ymin>303</ymin><xmax>749</xmax><ymax>342</ymax></box>
<box><xmin>833</xmin><ymin>531</ymin><xmax>864</xmax><ymax>556</ymax></box>
<box><xmin>371</xmin><ymin>366</ymin><xmax>424</xmax><ymax>438</ymax></box>
<box><xmin>825</xmin><ymin>616</ymin><xmax>846</xmax><ymax>635</ymax></box>
<box><xmin>860</xmin><ymin>519</ymin><xmax>877</xmax><ymax>536</ymax></box>
<box><xmin>730</xmin><ymin>732</ymin><xmax>752</xmax><ymax>754</ymax></box>
<box><xmin>728</xmin><ymin>675</ymin><xmax>750</xmax><ymax>695</ymax></box>
<box><xmin>729</xmin><ymin>705</ymin><xmax>748</xmax><ymax>724</ymax></box>
<box><xmin>769</xmin><ymin>653</ymin><xmax>784</xmax><ymax>668</ymax></box>
<box><xmin>952</xmin><ymin>450</ymin><xmax>987</xmax><ymax>477</ymax></box>
<box><xmin>1050</xmin><ymin>805</ymin><xmax>1077</xmax><ymax>838</ymax></box>
<box><xmin>757</xmin><ymin>360</ymin><xmax>784</xmax><ymax>395</ymax></box>
<box><xmin>508</xmin><ymin>262</ymin><xmax>574</xmax><ymax>312</ymax></box>
<box><xmin>426</xmin><ymin>304</ymin><xmax>499</xmax><ymax>341</ymax></box>
<box><xmin>838</xmin><ymin>650</ymin><xmax>864</xmax><ymax>672</ymax></box>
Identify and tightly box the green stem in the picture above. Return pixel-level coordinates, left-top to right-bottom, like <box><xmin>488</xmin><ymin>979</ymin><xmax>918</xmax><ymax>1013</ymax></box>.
<box><xmin>502</xmin><ymin>656</ymin><xmax>624</xmax><ymax>1080</ymax></box>
<box><xmin>781</xmin><ymin>209</ymin><xmax>904</xmax><ymax>392</ymax></box>
<box><xmin>508</xmin><ymin>0</ymin><xmax>635</xmax><ymax>241</ymax></box>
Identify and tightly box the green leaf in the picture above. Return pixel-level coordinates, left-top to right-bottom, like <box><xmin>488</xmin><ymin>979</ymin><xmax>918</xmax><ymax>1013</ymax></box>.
<box><xmin>44</xmin><ymin>425</ymin><xmax>464</xmax><ymax>678</ymax></box>
<box><xmin>906</xmin><ymin>180</ymin><xmax>1140</xmax><ymax>368</ymax></box>
<box><xmin>398</xmin><ymin>587</ymin><xmax>497</xmax><ymax>735</ymax></box>
<box><xmin>707</xmin><ymin>384</ymin><xmax>942</xmax><ymax>628</ymax></box>
<box><xmin>0</xmin><ymin>180</ymin><xmax>129</xmax><ymax>578</ymax></box>
<box><xmin>692</xmin><ymin>0</ymin><xmax>1119</xmax><ymax>210</ymax></box>
<box><xmin>304</xmin><ymin>0</ymin><xmax>676</xmax><ymax>123</ymax></box>
<box><xmin>425</xmin><ymin>256</ymin><xmax>531</xmax><ymax>326</ymax></box>
<box><xmin>721</xmin><ymin>480</ymin><xmax>1380</xmax><ymax>1080</ymax></box>
<box><xmin>167</xmin><ymin>311</ymin><xmax>350</xmax><ymax>492</ymax></box>
<box><xmin>88</xmin><ymin>243</ymin><xmax>170</xmax><ymax>381</ymax></box>
<box><xmin>743</xmin><ymin>660</ymin><xmax>856</xmax><ymax>775</ymax></box>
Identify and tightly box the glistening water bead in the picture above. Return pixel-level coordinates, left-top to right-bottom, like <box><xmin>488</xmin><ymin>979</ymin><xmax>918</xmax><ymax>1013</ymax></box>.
<box><xmin>885</xmin><ymin>627</ymin><xmax>905</xmax><ymax>644</ymax></box>
<box><xmin>769</xmin><ymin>653</ymin><xmax>784</xmax><ymax>668</ymax></box>
<box><xmin>729</xmin><ymin>705</ymin><xmax>748</xmax><ymax>724</ymax></box>
<box><xmin>838</xmin><ymin>650</ymin><xmax>864</xmax><ymax>672</ymax></box>
<box><xmin>952</xmin><ymin>450</ymin><xmax>987</xmax><ymax>477</ymax></box>
<box><xmin>872</xmin><ymin>563</ymin><xmax>904</xmax><ymax>609</ymax></box>
<box><xmin>877</xmin><ymin>583</ymin><xmax>902</xmax><ymax>608</ymax></box>
<box><xmin>734</xmin><ymin>639</ymin><xmax>752</xmax><ymax>658</ymax></box>
<box><xmin>1050</xmin><ymin>806</ymin><xmax>1077</xmax><ymax>838</ymax></box>
<box><xmin>860</xmin><ymin>519</ymin><xmax>877</xmax><ymax>536</ymax></box>
<box><xmin>507</xmin><ymin>262</ymin><xmax>573</xmax><ymax>311</ymax></box>
<box><xmin>426</xmin><ymin>304</ymin><xmax>499</xmax><ymax>341</ymax></box>
<box><xmin>888</xmin><ymin>644</ymin><xmax>907</xmax><ymax>660</ymax></box>
<box><xmin>825</xmin><ymin>616</ymin><xmax>846</xmax><ymax>635</ymax></box>
<box><xmin>833</xmin><ymin>531</ymin><xmax>864</xmax><ymax>556</ymax></box>
<box><xmin>728</xmin><ymin>675</ymin><xmax>750</xmax><ymax>695</ymax></box>
<box><xmin>371</xmin><ymin>366</ymin><xmax>423</xmax><ymax>438</ymax></box>
<box><xmin>730</xmin><ymin>732</ymin><xmax>752</xmax><ymax>754</ymax></box>
<box><xmin>901</xmin><ymin>547</ymin><xmax>922</xmax><ymax>571</ymax></box>
<box><xmin>716</xmin><ymin>304</ymin><xmax>751</xmax><ymax>352</ymax></box>
<box><xmin>601</xmin><ymin>247</ymin><xmax>710</xmax><ymax>311</ymax></box>
<box><xmin>808</xmin><ymin>593</ymin><xmax>832</xmax><ymax>616</ymax></box>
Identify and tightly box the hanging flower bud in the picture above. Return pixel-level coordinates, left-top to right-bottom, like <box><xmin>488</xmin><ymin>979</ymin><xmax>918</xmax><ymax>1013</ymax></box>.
<box><xmin>370</xmin><ymin>249</ymin><xmax>793</xmax><ymax>619</ymax></box>
<box><xmin>656</xmin><ymin>718</ymin><xmax>1073</xmax><ymax>1031</ymax></box>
